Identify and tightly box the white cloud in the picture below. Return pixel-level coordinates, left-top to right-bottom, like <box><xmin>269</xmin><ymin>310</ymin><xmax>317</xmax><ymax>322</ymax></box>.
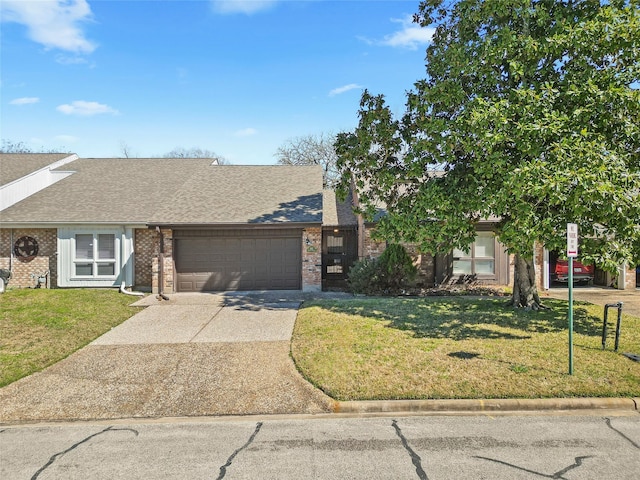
<box><xmin>210</xmin><ymin>0</ymin><xmax>279</xmax><ymax>15</ymax></box>
<box><xmin>1</xmin><ymin>0</ymin><xmax>96</xmax><ymax>53</ymax></box>
<box><xmin>329</xmin><ymin>83</ymin><xmax>363</xmax><ymax>97</ymax></box>
<box><xmin>363</xmin><ymin>15</ymin><xmax>435</xmax><ymax>50</ymax></box>
<box><xmin>10</xmin><ymin>97</ymin><xmax>40</xmax><ymax>105</ymax></box>
<box><xmin>57</xmin><ymin>101</ymin><xmax>118</xmax><ymax>116</ymax></box>
<box><xmin>235</xmin><ymin>128</ymin><xmax>257</xmax><ymax>137</ymax></box>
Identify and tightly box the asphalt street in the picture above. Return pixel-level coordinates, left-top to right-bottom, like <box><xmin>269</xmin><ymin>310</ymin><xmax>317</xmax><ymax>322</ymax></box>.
<box><xmin>2</xmin><ymin>412</ymin><xmax>639</xmax><ymax>480</ymax></box>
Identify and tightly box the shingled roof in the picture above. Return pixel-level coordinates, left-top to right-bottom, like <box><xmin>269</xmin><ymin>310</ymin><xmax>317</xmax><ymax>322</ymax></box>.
<box><xmin>322</xmin><ymin>190</ymin><xmax>357</xmax><ymax>226</ymax></box>
<box><xmin>0</xmin><ymin>153</ymin><xmax>76</xmax><ymax>186</ymax></box>
<box><xmin>149</xmin><ymin>165</ymin><xmax>323</xmax><ymax>225</ymax></box>
<box><xmin>0</xmin><ymin>158</ymin><xmax>324</xmax><ymax>226</ymax></box>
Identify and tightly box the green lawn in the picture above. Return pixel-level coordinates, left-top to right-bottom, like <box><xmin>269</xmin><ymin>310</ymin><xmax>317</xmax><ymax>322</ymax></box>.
<box><xmin>292</xmin><ymin>297</ymin><xmax>640</xmax><ymax>401</ymax></box>
<box><xmin>0</xmin><ymin>289</ymin><xmax>140</xmax><ymax>387</ymax></box>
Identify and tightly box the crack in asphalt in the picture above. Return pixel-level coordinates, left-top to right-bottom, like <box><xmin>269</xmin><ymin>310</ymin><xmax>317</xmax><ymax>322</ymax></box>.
<box><xmin>392</xmin><ymin>419</ymin><xmax>428</xmax><ymax>480</ymax></box>
<box><xmin>30</xmin><ymin>426</ymin><xmax>139</xmax><ymax>480</ymax></box>
<box><xmin>216</xmin><ymin>422</ymin><xmax>263</xmax><ymax>480</ymax></box>
<box><xmin>605</xmin><ymin>417</ymin><xmax>639</xmax><ymax>449</ymax></box>
<box><xmin>474</xmin><ymin>455</ymin><xmax>593</xmax><ymax>479</ymax></box>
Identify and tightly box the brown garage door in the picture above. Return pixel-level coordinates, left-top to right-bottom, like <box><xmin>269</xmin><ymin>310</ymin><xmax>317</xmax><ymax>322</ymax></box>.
<box><xmin>174</xmin><ymin>229</ymin><xmax>301</xmax><ymax>292</ymax></box>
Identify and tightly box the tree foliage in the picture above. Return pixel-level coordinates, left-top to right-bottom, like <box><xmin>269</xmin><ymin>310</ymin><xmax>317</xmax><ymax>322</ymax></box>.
<box><xmin>336</xmin><ymin>0</ymin><xmax>640</xmax><ymax>308</ymax></box>
<box><xmin>275</xmin><ymin>133</ymin><xmax>340</xmax><ymax>188</ymax></box>
<box><xmin>163</xmin><ymin>147</ymin><xmax>229</xmax><ymax>164</ymax></box>
<box><xmin>0</xmin><ymin>140</ymin><xmax>67</xmax><ymax>154</ymax></box>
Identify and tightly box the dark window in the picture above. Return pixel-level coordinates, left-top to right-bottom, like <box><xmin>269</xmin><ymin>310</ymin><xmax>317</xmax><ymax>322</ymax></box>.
<box><xmin>453</xmin><ymin>232</ymin><xmax>495</xmax><ymax>276</ymax></box>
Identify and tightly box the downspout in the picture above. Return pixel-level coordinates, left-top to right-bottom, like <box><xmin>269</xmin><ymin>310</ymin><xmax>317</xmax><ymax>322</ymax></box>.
<box><xmin>9</xmin><ymin>229</ymin><xmax>13</xmax><ymax>273</ymax></box>
<box><xmin>120</xmin><ymin>281</ymin><xmax>144</xmax><ymax>296</ymax></box>
<box><xmin>156</xmin><ymin>226</ymin><xmax>169</xmax><ymax>300</ymax></box>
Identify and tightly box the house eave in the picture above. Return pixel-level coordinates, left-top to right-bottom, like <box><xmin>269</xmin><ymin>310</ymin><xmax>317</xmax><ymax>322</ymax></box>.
<box><xmin>0</xmin><ymin>221</ymin><xmax>148</xmax><ymax>229</ymax></box>
<box><xmin>148</xmin><ymin>222</ymin><xmax>323</xmax><ymax>230</ymax></box>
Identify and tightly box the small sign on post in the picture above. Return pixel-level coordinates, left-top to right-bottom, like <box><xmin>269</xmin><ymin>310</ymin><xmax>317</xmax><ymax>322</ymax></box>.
<box><xmin>567</xmin><ymin>223</ymin><xmax>577</xmax><ymax>375</ymax></box>
<box><xmin>567</xmin><ymin>223</ymin><xmax>578</xmax><ymax>258</ymax></box>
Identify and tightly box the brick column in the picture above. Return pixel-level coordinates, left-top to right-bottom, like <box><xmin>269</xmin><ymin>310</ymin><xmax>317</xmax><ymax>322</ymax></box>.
<box><xmin>151</xmin><ymin>228</ymin><xmax>174</xmax><ymax>294</ymax></box>
<box><xmin>302</xmin><ymin>227</ymin><xmax>321</xmax><ymax>292</ymax></box>
<box><xmin>624</xmin><ymin>263</ymin><xmax>636</xmax><ymax>290</ymax></box>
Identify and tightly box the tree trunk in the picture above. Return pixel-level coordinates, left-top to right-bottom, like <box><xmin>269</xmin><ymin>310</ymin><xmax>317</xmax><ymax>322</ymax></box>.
<box><xmin>509</xmin><ymin>253</ymin><xmax>545</xmax><ymax>310</ymax></box>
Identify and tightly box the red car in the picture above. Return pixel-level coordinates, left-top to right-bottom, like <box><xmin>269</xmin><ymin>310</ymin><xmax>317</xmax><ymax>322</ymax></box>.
<box><xmin>552</xmin><ymin>259</ymin><xmax>594</xmax><ymax>284</ymax></box>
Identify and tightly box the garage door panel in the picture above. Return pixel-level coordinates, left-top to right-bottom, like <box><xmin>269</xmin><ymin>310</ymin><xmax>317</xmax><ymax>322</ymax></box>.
<box><xmin>175</xmin><ymin>233</ymin><xmax>301</xmax><ymax>292</ymax></box>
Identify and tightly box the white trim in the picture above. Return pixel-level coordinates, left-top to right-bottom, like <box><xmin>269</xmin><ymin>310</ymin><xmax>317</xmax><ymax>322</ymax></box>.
<box><xmin>543</xmin><ymin>247</ymin><xmax>550</xmax><ymax>290</ymax></box>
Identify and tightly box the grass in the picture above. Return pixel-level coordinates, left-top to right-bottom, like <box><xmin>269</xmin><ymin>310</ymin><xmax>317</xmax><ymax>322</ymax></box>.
<box><xmin>0</xmin><ymin>289</ymin><xmax>140</xmax><ymax>387</ymax></box>
<box><xmin>291</xmin><ymin>296</ymin><xmax>640</xmax><ymax>401</ymax></box>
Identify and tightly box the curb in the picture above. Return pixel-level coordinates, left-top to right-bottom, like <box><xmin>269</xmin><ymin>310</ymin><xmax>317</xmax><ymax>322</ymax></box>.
<box><xmin>334</xmin><ymin>397</ymin><xmax>639</xmax><ymax>414</ymax></box>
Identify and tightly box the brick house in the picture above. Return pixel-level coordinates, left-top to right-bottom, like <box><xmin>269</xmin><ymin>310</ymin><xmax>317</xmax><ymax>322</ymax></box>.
<box><xmin>335</xmin><ymin>185</ymin><xmax>637</xmax><ymax>291</ymax></box>
<box><xmin>0</xmin><ymin>155</ymin><xmax>326</xmax><ymax>293</ymax></box>
<box><xmin>1</xmin><ymin>153</ymin><xmax>636</xmax><ymax>292</ymax></box>
<box><xmin>330</xmin><ymin>185</ymin><xmax>513</xmax><ymax>288</ymax></box>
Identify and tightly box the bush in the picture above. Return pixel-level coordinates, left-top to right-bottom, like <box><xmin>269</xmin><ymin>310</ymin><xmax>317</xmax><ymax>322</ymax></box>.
<box><xmin>347</xmin><ymin>257</ymin><xmax>382</xmax><ymax>295</ymax></box>
<box><xmin>377</xmin><ymin>244</ymin><xmax>417</xmax><ymax>293</ymax></box>
<box><xmin>348</xmin><ymin>244</ymin><xmax>417</xmax><ymax>295</ymax></box>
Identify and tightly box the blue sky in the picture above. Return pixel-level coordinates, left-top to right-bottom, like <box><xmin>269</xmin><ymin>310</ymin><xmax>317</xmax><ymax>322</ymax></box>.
<box><xmin>1</xmin><ymin>0</ymin><xmax>433</xmax><ymax>164</ymax></box>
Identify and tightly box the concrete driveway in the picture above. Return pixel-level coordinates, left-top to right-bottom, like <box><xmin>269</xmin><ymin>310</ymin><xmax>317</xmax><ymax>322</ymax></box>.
<box><xmin>0</xmin><ymin>292</ymin><xmax>337</xmax><ymax>423</ymax></box>
<box><xmin>543</xmin><ymin>287</ymin><xmax>640</xmax><ymax>318</ymax></box>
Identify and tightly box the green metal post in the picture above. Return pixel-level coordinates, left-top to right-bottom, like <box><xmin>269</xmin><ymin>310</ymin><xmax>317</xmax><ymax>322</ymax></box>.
<box><xmin>568</xmin><ymin>256</ymin><xmax>574</xmax><ymax>375</ymax></box>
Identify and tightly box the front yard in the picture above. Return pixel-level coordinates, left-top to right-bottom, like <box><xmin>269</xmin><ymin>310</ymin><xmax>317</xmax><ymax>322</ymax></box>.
<box><xmin>3</xmin><ymin>290</ymin><xmax>639</xmax><ymax>401</ymax></box>
<box><xmin>292</xmin><ymin>297</ymin><xmax>640</xmax><ymax>400</ymax></box>
<box><xmin>0</xmin><ymin>289</ymin><xmax>139</xmax><ymax>387</ymax></box>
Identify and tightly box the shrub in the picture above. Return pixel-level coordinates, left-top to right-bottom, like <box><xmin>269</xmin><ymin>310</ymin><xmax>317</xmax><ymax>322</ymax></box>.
<box><xmin>377</xmin><ymin>244</ymin><xmax>417</xmax><ymax>293</ymax></box>
<box><xmin>347</xmin><ymin>257</ymin><xmax>382</xmax><ymax>295</ymax></box>
<box><xmin>348</xmin><ymin>244</ymin><xmax>417</xmax><ymax>295</ymax></box>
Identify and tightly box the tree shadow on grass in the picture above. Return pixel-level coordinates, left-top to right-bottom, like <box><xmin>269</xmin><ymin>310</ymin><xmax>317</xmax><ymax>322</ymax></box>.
<box><xmin>309</xmin><ymin>297</ymin><xmax>603</xmax><ymax>341</ymax></box>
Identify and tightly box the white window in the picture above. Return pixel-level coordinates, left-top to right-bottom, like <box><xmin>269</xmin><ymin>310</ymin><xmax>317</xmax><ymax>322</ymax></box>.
<box><xmin>453</xmin><ymin>232</ymin><xmax>496</xmax><ymax>276</ymax></box>
<box><xmin>73</xmin><ymin>233</ymin><xmax>116</xmax><ymax>277</ymax></box>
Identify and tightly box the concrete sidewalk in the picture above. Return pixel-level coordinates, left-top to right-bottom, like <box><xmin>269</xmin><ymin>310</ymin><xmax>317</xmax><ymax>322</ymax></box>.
<box><xmin>0</xmin><ymin>293</ymin><xmax>335</xmax><ymax>424</ymax></box>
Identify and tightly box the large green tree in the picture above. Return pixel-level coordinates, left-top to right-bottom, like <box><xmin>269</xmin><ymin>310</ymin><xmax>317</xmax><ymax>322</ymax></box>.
<box><xmin>336</xmin><ymin>0</ymin><xmax>640</xmax><ymax>309</ymax></box>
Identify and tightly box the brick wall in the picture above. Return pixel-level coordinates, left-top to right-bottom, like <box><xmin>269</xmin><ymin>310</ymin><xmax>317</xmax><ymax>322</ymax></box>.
<box><xmin>134</xmin><ymin>228</ymin><xmax>154</xmax><ymax>289</ymax></box>
<box><xmin>151</xmin><ymin>228</ymin><xmax>173</xmax><ymax>294</ymax></box>
<box><xmin>302</xmin><ymin>227</ymin><xmax>322</xmax><ymax>291</ymax></box>
<box><xmin>403</xmin><ymin>243</ymin><xmax>436</xmax><ymax>287</ymax></box>
<box><xmin>0</xmin><ymin>228</ymin><xmax>57</xmax><ymax>288</ymax></box>
<box><xmin>533</xmin><ymin>241</ymin><xmax>545</xmax><ymax>290</ymax></box>
<box><xmin>624</xmin><ymin>264</ymin><xmax>636</xmax><ymax>290</ymax></box>
<box><xmin>363</xmin><ymin>227</ymin><xmax>385</xmax><ymax>258</ymax></box>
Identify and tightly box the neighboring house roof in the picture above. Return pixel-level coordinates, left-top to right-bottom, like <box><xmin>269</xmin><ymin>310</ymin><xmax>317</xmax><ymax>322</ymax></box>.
<box><xmin>0</xmin><ymin>153</ymin><xmax>75</xmax><ymax>186</ymax></box>
<box><xmin>0</xmin><ymin>158</ymin><xmax>323</xmax><ymax>226</ymax></box>
<box><xmin>0</xmin><ymin>153</ymin><xmax>79</xmax><ymax>211</ymax></box>
<box><xmin>322</xmin><ymin>190</ymin><xmax>357</xmax><ymax>226</ymax></box>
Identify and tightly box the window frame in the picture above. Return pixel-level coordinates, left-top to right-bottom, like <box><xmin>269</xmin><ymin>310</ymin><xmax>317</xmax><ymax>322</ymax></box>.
<box><xmin>452</xmin><ymin>232</ymin><xmax>496</xmax><ymax>278</ymax></box>
<box><xmin>72</xmin><ymin>232</ymin><xmax>118</xmax><ymax>279</ymax></box>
